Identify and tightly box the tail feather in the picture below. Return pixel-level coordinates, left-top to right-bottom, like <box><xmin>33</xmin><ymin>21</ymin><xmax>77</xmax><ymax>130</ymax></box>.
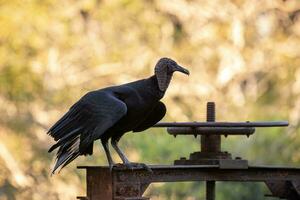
<box><xmin>48</xmin><ymin>99</ymin><xmax>105</xmax><ymax>174</ymax></box>
<box><xmin>51</xmin><ymin>136</ymin><xmax>81</xmax><ymax>174</ymax></box>
<box><xmin>48</xmin><ymin>127</ymin><xmax>82</xmax><ymax>152</ymax></box>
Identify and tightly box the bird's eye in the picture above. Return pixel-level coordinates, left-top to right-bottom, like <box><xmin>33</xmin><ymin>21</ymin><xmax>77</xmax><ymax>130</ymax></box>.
<box><xmin>167</xmin><ymin>64</ymin><xmax>174</xmax><ymax>73</ymax></box>
<box><xmin>171</xmin><ymin>61</ymin><xmax>177</xmax><ymax>67</ymax></box>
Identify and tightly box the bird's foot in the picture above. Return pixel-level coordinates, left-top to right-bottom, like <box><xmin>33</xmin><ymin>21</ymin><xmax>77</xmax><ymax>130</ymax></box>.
<box><xmin>125</xmin><ymin>162</ymin><xmax>153</xmax><ymax>173</ymax></box>
<box><xmin>115</xmin><ymin>162</ymin><xmax>153</xmax><ymax>173</ymax></box>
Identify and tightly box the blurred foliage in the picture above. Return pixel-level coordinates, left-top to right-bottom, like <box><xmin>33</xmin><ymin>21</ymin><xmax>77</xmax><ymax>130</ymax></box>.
<box><xmin>0</xmin><ymin>0</ymin><xmax>300</xmax><ymax>199</ymax></box>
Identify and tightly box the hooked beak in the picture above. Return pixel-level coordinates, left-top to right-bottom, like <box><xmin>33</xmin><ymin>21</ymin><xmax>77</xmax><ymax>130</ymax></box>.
<box><xmin>174</xmin><ymin>64</ymin><xmax>190</xmax><ymax>75</ymax></box>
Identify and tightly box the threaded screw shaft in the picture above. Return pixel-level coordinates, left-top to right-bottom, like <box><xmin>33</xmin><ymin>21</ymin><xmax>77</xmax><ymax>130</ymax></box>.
<box><xmin>206</xmin><ymin>102</ymin><xmax>215</xmax><ymax>122</ymax></box>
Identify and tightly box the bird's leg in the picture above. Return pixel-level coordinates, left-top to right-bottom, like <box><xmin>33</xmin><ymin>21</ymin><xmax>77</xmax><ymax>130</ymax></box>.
<box><xmin>111</xmin><ymin>137</ymin><xmax>152</xmax><ymax>173</ymax></box>
<box><xmin>111</xmin><ymin>137</ymin><xmax>130</xmax><ymax>164</ymax></box>
<box><xmin>101</xmin><ymin>139</ymin><xmax>115</xmax><ymax>172</ymax></box>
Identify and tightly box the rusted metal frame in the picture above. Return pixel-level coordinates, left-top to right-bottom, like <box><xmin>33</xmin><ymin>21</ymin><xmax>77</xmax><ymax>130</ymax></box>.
<box><xmin>153</xmin><ymin>121</ymin><xmax>289</xmax><ymax>128</ymax></box>
<box><xmin>84</xmin><ymin>167</ymin><xmax>113</xmax><ymax>200</ymax></box>
<box><xmin>77</xmin><ymin>101</ymin><xmax>292</xmax><ymax>200</ymax></box>
<box><xmin>111</xmin><ymin>166</ymin><xmax>300</xmax><ymax>183</ymax></box>
<box><xmin>113</xmin><ymin>167</ymin><xmax>300</xmax><ymax>199</ymax></box>
<box><xmin>80</xmin><ymin>167</ymin><xmax>150</xmax><ymax>200</ymax></box>
<box><xmin>79</xmin><ymin>165</ymin><xmax>300</xmax><ymax>183</ymax></box>
<box><xmin>167</xmin><ymin>127</ymin><xmax>255</xmax><ymax>136</ymax></box>
<box><xmin>206</xmin><ymin>181</ymin><xmax>215</xmax><ymax>200</ymax></box>
<box><xmin>265</xmin><ymin>180</ymin><xmax>300</xmax><ymax>199</ymax></box>
<box><xmin>113</xmin><ymin>169</ymin><xmax>150</xmax><ymax>200</ymax></box>
<box><xmin>78</xmin><ymin>166</ymin><xmax>300</xmax><ymax>200</ymax></box>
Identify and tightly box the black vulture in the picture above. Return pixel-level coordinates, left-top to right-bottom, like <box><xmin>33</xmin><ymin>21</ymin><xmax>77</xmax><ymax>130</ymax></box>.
<box><xmin>47</xmin><ymin>57</ymin><xmax>189</xmax><ymax>174</ymax></box>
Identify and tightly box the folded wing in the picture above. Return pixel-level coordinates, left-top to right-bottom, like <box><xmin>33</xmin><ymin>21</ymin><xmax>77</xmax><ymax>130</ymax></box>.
<box><xmin>47</xmin><ymin>91</ymin><xmax>127</xmax><ymax>174</ymax></box>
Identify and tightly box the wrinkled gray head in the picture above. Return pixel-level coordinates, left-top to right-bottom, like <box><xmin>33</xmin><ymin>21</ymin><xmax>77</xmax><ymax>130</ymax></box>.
<box><xmin>154</xmin><ymin>57</ymin><xmax>189</xmax><ymax>92</ymax></box>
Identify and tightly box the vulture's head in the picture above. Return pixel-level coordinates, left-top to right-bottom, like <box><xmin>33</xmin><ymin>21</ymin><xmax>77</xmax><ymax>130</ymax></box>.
<box><xmin>154</xmin><ymin>57</ymin><xmax>189</xmax><ymax>92</ymax></box>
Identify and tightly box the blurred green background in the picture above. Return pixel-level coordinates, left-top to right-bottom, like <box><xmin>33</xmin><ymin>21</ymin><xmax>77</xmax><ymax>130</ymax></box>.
<box><xmin>1</xmin><ymin>0</ymin><xmax>300</xmax><ymax>199</ymax></box>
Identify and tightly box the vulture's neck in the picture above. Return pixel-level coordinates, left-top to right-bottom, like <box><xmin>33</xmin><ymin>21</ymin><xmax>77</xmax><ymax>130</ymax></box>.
<box><xmin>149</xmin><ymin>75</ymin><xmax>171</xmax><ymax>99</ymax></box>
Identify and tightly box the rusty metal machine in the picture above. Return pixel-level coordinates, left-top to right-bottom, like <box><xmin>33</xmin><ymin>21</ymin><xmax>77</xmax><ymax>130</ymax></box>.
<box><xmin>77</xmin><ymin>102</ymin><xmax>300</xmax><ymax>200</ymax></box>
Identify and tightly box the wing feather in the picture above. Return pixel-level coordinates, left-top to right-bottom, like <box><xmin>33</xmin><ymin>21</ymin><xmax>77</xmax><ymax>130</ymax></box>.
<box><xmin>48</xmin><ymin>91</ymin><xmax>127</xmax><ymax>174</ymax></box>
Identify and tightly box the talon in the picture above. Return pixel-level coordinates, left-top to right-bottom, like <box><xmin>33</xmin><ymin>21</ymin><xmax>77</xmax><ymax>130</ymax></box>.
<box><xmin>123</xmin><ymin>162</ymin><xmax>134</xmax><ymax>170</ymax></box>
<box><xmin>140</xmin><ymin>163</ymin><xmax>153</xmax><ymax>173</ymax></box>
<box><xmin>121</xmin><ymin>162</ymin><xmax>152</xmax><ymax>173</ymax></box>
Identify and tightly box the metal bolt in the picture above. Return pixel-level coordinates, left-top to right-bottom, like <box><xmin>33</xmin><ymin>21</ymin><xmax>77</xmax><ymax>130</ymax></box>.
<box><xmin>206</xmin><ymin>102</ymin><xmax>216</xmax><ymax>122</ymax></box>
